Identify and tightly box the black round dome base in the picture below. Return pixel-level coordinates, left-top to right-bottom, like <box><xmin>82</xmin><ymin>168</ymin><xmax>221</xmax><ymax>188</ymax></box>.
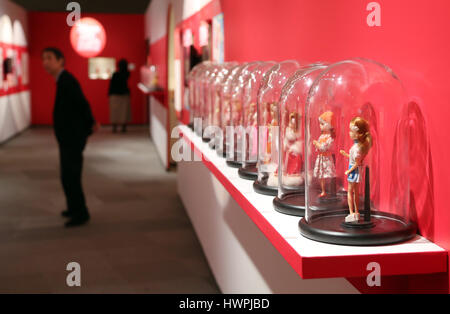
<box><xmin>238</xmin><ymin>165</ymin><xmax>258</xmax><ymax>180</ymax></box>
<box><xmin>273</xmin><ymin>194</ymin><xmax>305</xmax><ymax>217</ymax></box>
<box><xmin>253</xmin><ymin>180</ymin><xmax>278</xmax><ymax>196</ymax></box>
<box><xmin>299</xmin><ymin>210</ymin><xmax>417</xmax><ymax>246</ymax></box>
<box><xmin>216</xmin><ymin>143</ymin><xmax>227</xmax><ymax>158</ymax></box>
<box><xmin>226</xmin><ymin>160</ymin><xmax>242</xmax><ymax>168</ymax></box>
<box><xmin>281</xmin><ymin>184</ymin><xmax>305</xmax><ymax>194</ymax></box>
<box><xmin>317</xmin><ymin>194</ymin><xmax>342</xmax><ymax>204</ymax></box>
<box><xmin>341</xmin><ymin>220</ymin><xmax>375</xmax><ymax>229</ymax></box>
<box><xmin>216</xmin><ymin>149</ymin><xmax>226</xmax><ymax>158</ymax></box>
<box><xmin>202</xmin><ymin>136</ymin><xmax>210</xmax><ymax>143</ymax></box>
<box><xmin>309</xmin><ymin>191</ymin><xmax>363</xmax><ymax>211</ymax></box>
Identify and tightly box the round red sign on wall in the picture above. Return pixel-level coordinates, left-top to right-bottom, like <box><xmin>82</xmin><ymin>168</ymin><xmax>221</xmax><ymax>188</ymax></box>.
<box><xmin>70</xmin><ymin>17</ymin><xmax>106</xmax><ymax>58</ymax></box>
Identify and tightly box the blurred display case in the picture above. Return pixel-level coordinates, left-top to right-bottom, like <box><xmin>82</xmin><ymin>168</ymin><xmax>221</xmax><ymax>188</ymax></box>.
<box><xmin>273</xmin><ymin>64</ymin><xmax>328</xmax><ymax>216</ymax></box>
<box><xmin>226</xmin><ymin>61</ymin><xmax>261</xmax><ymax>168</ymax></box>
<box><xmin>253</xmin><ymin>61</ymin><xmax>301</xmax><ymax>196</ymax></box>
<box><xmin>216</xmin><ymin>64</ymin><xmax>243</xmax><ymax>157</ymax></box>
<box><xmin>205</xmin><ymin>62</ymin><xmax>237</xmax><ymax>148</ymax></box>
<box><xmin>238</xmin><ymin>61</ymin><xmax>276</xmax><ymax>180</ymax></box>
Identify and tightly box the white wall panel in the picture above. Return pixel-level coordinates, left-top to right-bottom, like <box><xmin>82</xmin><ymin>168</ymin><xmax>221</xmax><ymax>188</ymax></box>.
<box><xmin>145</xmin><ymin>0</ymin><xmax>213</xmax><ymax>43</ymax></box>
<box><xmin>150</xmin><ymin>96</ymin><xmax>168</xmax><ymax>168</ymax></box>
<box><xmin>144</xmin><ymin>0</ymin><xmax>214</xmax><ymax>166</ymax></box>
<box><xmin>0</xmin><ymin>0</ymin><xmax>29</xmax><ymax>144</ymax></box>
<box><xmin>178</xmin><ymin>159</ymin><xmax>359</xmax><ymax>293</ymax></box>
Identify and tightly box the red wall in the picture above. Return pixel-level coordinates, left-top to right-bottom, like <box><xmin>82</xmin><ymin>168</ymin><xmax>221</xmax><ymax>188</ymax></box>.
<box><xmin>146</xmin><ymin>0</ymin><xmax>449</xmax><ymax>291</ymax></box>
<box><xmin>150</xmin><ymin>36</ymin><xmax>168</xmax><ymax>94</ymax></box>
<box><xmin>220</xmin><ymin>0</ymin><xmax>450</xmax><ymax>287</ymax></box>
<box><xmin>29</xmin><ymin>12</ymin><xmax>147</xmax><ymax>125</ymax></box>
<box><xmin>176</xmin><ymin>0</ymin><xmax>222</xmax><ymax>124</ymax></box>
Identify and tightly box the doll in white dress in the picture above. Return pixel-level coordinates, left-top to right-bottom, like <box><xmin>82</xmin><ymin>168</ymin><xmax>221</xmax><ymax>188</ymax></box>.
<box><xmin>247</xmin><ymin>103</ymin><xmax>258</xmax><ymax>160</ymax></box>
<box><xmin>313</xmin><ymin>111</ymin><xmax>336</xmax><ymax>197</ymax></box>
<box><xmin>266</xmin><ymin>103</ymin><xmax>279</xmax><ymax>186</ymax></box>
<box><xmin>340</xmin><ymin>117</ymin><xmax>372</xmax><ymax>222</ymax></box>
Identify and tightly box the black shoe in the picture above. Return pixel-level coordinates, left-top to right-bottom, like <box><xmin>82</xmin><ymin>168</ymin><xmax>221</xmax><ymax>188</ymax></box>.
<box><xmin>61</xmin><ymin>210</ymin><xmax>72</xmax><ymax>218</ymax></box>
<box><xmin>65</xmin><ymin>214</ymin><xmax>90</xmax><ymax>228</ymax></box>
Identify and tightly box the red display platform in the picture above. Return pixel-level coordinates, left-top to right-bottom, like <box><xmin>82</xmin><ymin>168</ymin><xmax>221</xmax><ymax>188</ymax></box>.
<box><xmin>138</xmin><ymin>83</ymin><xmax>166</xmax><ymax>105</ymax></box>
<box><xmin>178</xmin><ymin>125</ymin><xmax>448</xmax><ymax>280</ymax></box>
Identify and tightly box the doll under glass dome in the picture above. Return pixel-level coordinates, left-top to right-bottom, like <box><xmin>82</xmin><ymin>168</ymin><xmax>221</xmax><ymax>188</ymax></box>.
<box><xmin>200</xmin><ymin>64</ymin><xmax>221</xmax><ymax>142</ymax></box>
<box><xmin>188</xmin><ymin>61</ymin><xmax>209</xmax><ymax>130</ymax></box>
<box><xmin>202</xmin><ymin>64</ymin><xmax>229</xmax><ymax>143</ymax></box>
<box><xmin>206</xmin><ymin>62</ymin><xmax>238</xmax><ymax>149</ymax></box>
<box><xmin>238</xmin><ymin>62</ymin><xmax>276</xmax><ymax>180</ymax></box>
<box><xmin>187</xmin><ymin>63</ymin><xmax>202</xmax><ymax>130</ymax></box>
<box><xmin>226</xmin><ymin>61</ymin><xmax>261</xmax><ymax>168</ymax></box>
<box><xmin>216</xmin><ymin>64</ymin><xmax>245</xmax><ymax>158</ymax></box>
<box><xmin>273</xmin><ymin>64</ymin><xmax>328</xmax><ymax>216</ymax></box>
<box><xmin>299</xmin><ymin>58</ymin><xmax>417</xmax><ymax>246</ymax></box>
<box><xmin>253</xmin><ymin>60</ymin><xmax>300</xmax><ymax>196</ymax></box>
<box><xmin>193</xmin><ymin>61</ymin><xmax>212</xmax><ymax>137</ymax></box>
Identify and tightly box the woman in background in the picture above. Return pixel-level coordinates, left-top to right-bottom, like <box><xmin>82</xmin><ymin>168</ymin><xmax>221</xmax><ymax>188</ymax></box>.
<box><xmin>109</xmin><ymin>59</ymin><xmax>131</xmax><ymax>133</ymax></box>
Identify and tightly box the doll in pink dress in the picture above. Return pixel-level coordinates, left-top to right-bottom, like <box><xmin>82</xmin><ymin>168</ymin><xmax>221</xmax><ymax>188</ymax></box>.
<box><xmin>232</xmin><ymin>100</ymin><xmax>244</xmax><ymax>160</ymax></box>
<box><xmin>232</xmin><ymin>100</ymin><xmax>242</xmax><ymax>126</ymax></box>
<box><xmin>223</xmin><ymin>98</ymin><xmax>231</xmax><ymax>127</ymax></box>
<box><xmin>260</xmin><ymin>102</ymin><xmax>273</xmax><ymax>163</ymax></box>
<box><xmin>340</xmin><ymin>117</ymin><xmax>372</xmax><ymax>222</ymax></box>
<box><xmin>282</xmin><ymin>112</ymin><xmax>303</xmax><ymax>186</ymax></box>
<box><xmin>266</xmin><ymin>103</ymin><xmax>279</xmax><ymax>186</ymax></box>
<box><xmin>247</xmin><ymin>102</ymin><xmax>258</xmax><ymax>160</ymax></box>
<box><xmin>213</xmin><ymin>90</ymin><xmax>221</xmax><ymax>127</ymax></box>
<box><xmin>313</xmin><ymin>111</ymin><xmax>336</xmax><ymax>197</ymax></box>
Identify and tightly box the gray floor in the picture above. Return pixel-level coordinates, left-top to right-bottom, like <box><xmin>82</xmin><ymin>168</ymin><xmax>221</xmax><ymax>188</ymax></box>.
<box><xmin>0</xmin><ymin>126</ymin><xmax>220</xmax><ymax>293</ymax></box>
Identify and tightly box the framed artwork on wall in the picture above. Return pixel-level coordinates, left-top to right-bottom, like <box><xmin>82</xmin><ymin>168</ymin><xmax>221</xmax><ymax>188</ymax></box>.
<box><xmin>212</xmin><ymin>13</ymin><xmax>224</xmax><ymax>63</ymax></box>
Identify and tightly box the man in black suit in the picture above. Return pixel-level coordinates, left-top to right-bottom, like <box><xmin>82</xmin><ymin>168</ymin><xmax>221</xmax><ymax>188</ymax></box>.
<box><xmin>42</xmin><ymin>47</ymin><xmax>96</xmax><ymax>227</ymax></box>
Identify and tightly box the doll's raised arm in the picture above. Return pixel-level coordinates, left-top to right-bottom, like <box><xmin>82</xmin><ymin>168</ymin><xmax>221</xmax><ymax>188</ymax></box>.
<box><xmin>316</xmin><ymin>135</ymin><xmax>333</xmax><ymax>152</ymax></box>
<box><xmin>340</xmin><ymin>149</ymin><xmax>349</xmax><ymax>158</ymax></box>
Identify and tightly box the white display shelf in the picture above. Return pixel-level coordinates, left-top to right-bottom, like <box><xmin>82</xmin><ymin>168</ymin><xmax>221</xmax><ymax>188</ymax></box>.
<box><xmin>178</xmin><ymin>125</ymin><xmax>447</xmax><ymax>280</ymax></box>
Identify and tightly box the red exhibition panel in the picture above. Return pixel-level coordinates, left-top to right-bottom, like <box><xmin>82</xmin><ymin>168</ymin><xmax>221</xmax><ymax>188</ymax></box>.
<box><xmin>219</xmin><ymin>0</ymin><xmax>450</xmax><ymax>287</ymax></box>
<box><xmin>29</xmin><ymin>12</ymin><xmax>146</xmax><ymax>125</ymax></box>
<box><xmin>0</xmin><ymin>42</ymin><xmax>29</xmax><ymax>96</ymax></box>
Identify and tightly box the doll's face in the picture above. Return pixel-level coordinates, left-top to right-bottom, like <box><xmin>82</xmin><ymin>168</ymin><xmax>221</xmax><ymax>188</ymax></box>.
<box><xmin>349</xmin><ymin>124</ymin><xmax>359</xmax><ymax>140</ymax></box>
<box><xmin>270</xmin><ymin>104</ymin><xmax>277</xmax><ymax>115</ymax></box>
<box><xmin>290</xmin><ymin>115</ymin><xmax>297</xmax><ymax>127</ymax></box>
<box><xmin>319</xmin><ymin>120</ymin><xmax>331</xmax><ymax>132</ymax></box>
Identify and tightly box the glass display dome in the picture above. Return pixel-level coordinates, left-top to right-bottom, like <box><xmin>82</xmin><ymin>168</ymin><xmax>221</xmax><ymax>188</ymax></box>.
<box><xmin>238</xmin><ymin>61</ymin><xmax>276</xmax><ymax>180</ymax></box>
<box><xmin>187</xmin><ymin>63</ymin><xmax>202</xmax><ymax>129</ymax></box>
<box><xmin>216</xmin><ymin>64</ymin><xmax>244</xmax><ymax>157</ymax></box>
<box><xmin>206</xmin><ymin>62</ymin><xmax>238</xmax><ymax>149</ymax></box>
<box><xmin>200</xmin><ymin>64</ymin><xmax>220</xmax><ymax>142</ymax></box>
<box><xmin>226</xmin><ymin>61</ymin><xmax>261</xmax><ymax>168</ymax></box>
<box><xmin>273</xmin><ymin>64</ymin><xmax>328</xmax><ymax>216</ymax></box>
<box><xmin>253</xmin><ymin>60</ymin><xmax>301</xmax><ymax>196</ymax></box>
<box><xmin>192</xmin><ymin>61</ymin><xmax>212</xmax><ymax>137</ymax></box>
<box><xmin>299</xmin><ymin>58</ymin><xmax>417</xmax><ymax>246</ymax></box>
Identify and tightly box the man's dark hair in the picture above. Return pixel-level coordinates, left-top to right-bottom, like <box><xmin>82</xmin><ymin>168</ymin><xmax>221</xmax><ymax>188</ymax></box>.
<box><xmin>42</xmin><ymin>47</ymin><xmax>65</xmax><ymax>65</ymax></box>
<box><xmin>118</xmin><ymin>58</ymin><xmax>128</xmax><ymax>73</ymax></box>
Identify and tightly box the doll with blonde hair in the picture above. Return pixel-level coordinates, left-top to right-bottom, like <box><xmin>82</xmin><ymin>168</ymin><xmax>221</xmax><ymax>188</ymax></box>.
<box><xmin>313</xmin><ymin>111</ymin><xmax>336</xmax><ymax>197</ymax></box>
<box><xmin>340</xmin><ymin>116</ymin><xmax>372</xmax><ymax>222</ymax></box>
